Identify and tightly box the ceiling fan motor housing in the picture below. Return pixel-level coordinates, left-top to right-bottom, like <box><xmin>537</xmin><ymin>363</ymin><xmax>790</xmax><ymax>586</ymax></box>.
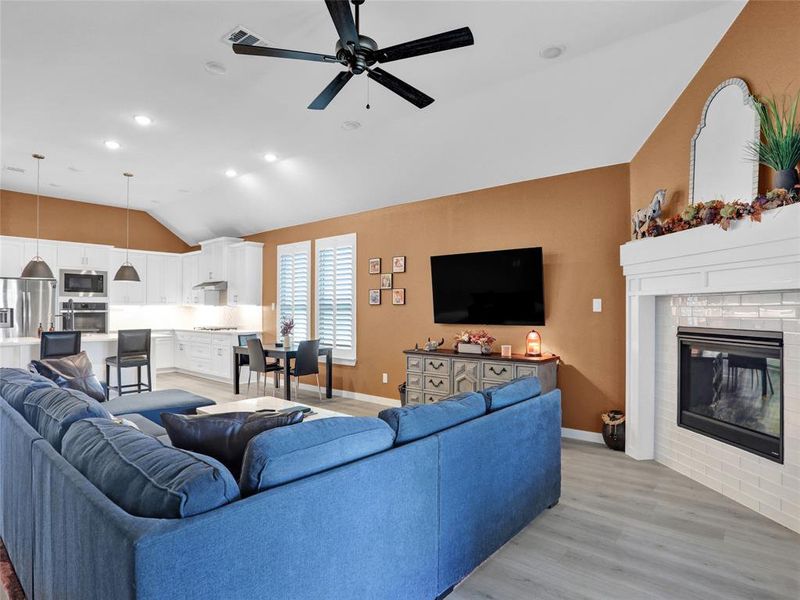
<box><xmin>336</xmin><ymin>35</ymin><xmax>378</xmax><ymax>74</ymax></box>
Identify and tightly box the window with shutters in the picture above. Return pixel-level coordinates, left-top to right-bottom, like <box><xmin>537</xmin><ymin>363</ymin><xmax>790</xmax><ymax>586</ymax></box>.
<box><xmin>315</xmin><ymin>233</ymin><xmax>356</xmax><ymax>364</ymax></box>
<box><xmin>276</xmin><ymin>241</ymin><xmax>311</xmax><ymax>342</ymax></box>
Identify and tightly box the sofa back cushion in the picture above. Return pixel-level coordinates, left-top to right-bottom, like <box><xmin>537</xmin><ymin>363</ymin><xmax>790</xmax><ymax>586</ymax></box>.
<box><xmin>0</xmin><ymin>367</ymin><xmax>57</xmax><ymax>414</ymax></box>
<box><xmin>240</xmin><ymin>417</ymin><xmax>395</xmax><ymax>495</ymax></box>
<box><xmin>379</xmin><ymin>392</ymin><xmax>486</xmax><ymax>444</ymax></box>
<box><xmin>482</xmin><ymin>376</ymin><xmax>542</xmax><ymax>412</ymax></box>
<box><xmin>23</xmin><ymin>387</ymin><xmax>112</xmax><ymax>452</ymax></box>
<box><xmin>61</xmin><ymin>418</ymin><xmax>240</xmax><ymax>518</ymax></box>
<box><xmin>29</xmin><ymin>351</ymin><xmax>106</xmax><ymax>402</ymax></box>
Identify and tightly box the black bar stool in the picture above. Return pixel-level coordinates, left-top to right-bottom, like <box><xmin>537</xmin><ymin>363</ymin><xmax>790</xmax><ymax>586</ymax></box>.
<box><xmin>40</xmin><ymin>331</ymin><xmax>81</xmax><ymax>359</ymax></box>
<box><xmin>105</xmin><ymin>329</ymin><xmax>152</xmax><ymax>399</ymax></box>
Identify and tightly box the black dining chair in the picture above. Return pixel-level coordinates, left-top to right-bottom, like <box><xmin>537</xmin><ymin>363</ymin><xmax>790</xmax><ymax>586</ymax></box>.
<box><xmin>290</xmin><ymin>339</ymin><xmax>322</xmax><ymax>402</ymax></box>
<box><xmin>104</xmin><ymin>329</ymin><xmax>152</xmax><ymax>400</ymax></box>
<box><xmin>40</xmin><ymin>331</ymin><xmax>82</xmax><ymax>359</ymax></box>
<box><xmin>246</xmin><ymin>338</ymin><xmax>283</xmax><ymax>395</ymax></box>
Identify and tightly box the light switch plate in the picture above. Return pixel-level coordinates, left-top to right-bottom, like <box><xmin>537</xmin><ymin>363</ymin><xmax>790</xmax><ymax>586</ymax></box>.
<box><xmin>593</xmin><ymin>298</ymin><xmax>602</xmax><ymax>312</ymax></box>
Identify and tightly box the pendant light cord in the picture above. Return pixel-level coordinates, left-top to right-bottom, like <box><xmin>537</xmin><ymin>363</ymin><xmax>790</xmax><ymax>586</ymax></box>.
<box><xmin>32</xmin><ymin>154</ymin><xmax>45</xmax><ymax>259</ymax></box>
<box><xmin>125</xmin><ymin>174</ymin><xmax>131</xmax><ymax>263</ymax></box>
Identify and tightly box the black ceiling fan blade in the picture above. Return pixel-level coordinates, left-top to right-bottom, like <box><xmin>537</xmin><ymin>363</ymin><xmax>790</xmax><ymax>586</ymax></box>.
<box><xmin>367</xmin><ymin>67</ymin><xmax>434</xmax><ymax>109</ymax></box>
<box><xmin>308</xmin><ymin>71</ymin><xmax>354</xmax><ymax>110</ymax></box>
<box><xmin>376</xmin><ymin>27</ymin><xmax>474</xmax><ymax>63</ymax></box>
<box><xmin>325</xmin><ymin>0</ymin><xmax>359</xmax><ymax>50</ymax></box>
<box><xmin>232</xmin><ymin>43</ymin><xmax>342</xmax><ymax>64</ymax></box>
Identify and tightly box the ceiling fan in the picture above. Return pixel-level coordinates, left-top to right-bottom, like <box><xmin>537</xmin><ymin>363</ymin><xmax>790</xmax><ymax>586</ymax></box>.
<box><xmin>232</xmin><ymin>0</ymin><xmax>474</xmax><ymax>110</ymax></box>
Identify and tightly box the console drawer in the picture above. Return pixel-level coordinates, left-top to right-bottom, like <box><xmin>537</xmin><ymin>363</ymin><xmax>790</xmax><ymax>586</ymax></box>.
<box><xmin>514</xmin><ymin>364</ymin><xmax>539</xmax><ymax>379</ymax></box>
<box><xmin>423</xmin><ymin>357</ymin><xmax>450</xmax><ymax>375</ymax></box>
<box><xmin>406</xmin><ymin>355</ymin><xmax>423</xmax><ymax>373</ymax></box>
<box><xmin>423</xmin><ymin>374</ymin><xmax>449</xmax><ymax>393</ymax></box>
<box><xmin>482</xmin><ymin>361</ymin><xmax>513</xmax><ymax>382</ymax></box>
<box><xmin>406</xmin><ymin>372</ymin><xmax>424</xmax><ymax>390</ymax></box>
<box><xmin>405</xmin><ymin>389</ymin><xmax>423</xmax><ymax>405</ymax></box>
<box><xmin>422</xmin><ymin>391</ymin><xmax>447</xmax><ymax>404</ymax></box>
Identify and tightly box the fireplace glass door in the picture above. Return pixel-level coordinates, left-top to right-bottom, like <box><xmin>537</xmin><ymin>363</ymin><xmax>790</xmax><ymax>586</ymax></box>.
<box><xmin>677</xmin><ymin>327</ymin><xmax>783</xmax><ymax>463</ymax></box>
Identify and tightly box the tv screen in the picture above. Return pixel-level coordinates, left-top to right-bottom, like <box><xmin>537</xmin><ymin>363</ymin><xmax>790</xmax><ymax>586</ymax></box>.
<box><xmin>430</xmin><ymin>247</ymin><xmax>545</xmax><ymax>325</ymax></box>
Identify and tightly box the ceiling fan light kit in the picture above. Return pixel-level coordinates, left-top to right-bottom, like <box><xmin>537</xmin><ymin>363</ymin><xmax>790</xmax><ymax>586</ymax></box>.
<box><xmin>232</xmin><ymin>0</ymin><xmax>474</xmax><ymax>110</ymax></box>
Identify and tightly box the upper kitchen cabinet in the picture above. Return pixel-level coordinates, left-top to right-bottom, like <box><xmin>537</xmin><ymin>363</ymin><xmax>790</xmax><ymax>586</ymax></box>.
<box><xmin>57</xmin><ymin>242</ymin><xmax>110</xmax><ymax>271</ymax></box>
<box><xmin>23</xmin><ymin>240</ymin><xmax>59</xmax><ymax>272</ymax></box>
<box><xmin>197</xmin><ymin>237</ymin><xmax>240</xmax><ymax>282</ymax></box>
<box><xmin>227</xmin><ymin>241</ymin><xmax>263</xmax><ymax>306</ymax></box>
<box><xmin>146</xmin><ymin>253</ymin><xmax>181</xmax><ymax>304</ymax></box>
<box><xmin>181</xmin><ymin>251</ymin><xmax>201</xmax><ymax>305</ymax></box>
<box><xmin>0</xmin><ymin>236</ymin><xmax>25</xmax><ymax>277</ymax></box>
<box><xmin>108</xmin><ymin>249</ymin><xmax>147</xmax><ymax>304</ymax></box>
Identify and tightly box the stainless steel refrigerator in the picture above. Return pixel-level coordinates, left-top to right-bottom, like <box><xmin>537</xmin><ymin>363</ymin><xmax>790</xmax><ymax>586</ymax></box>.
<box><xmin>0</xmin><ymin>277</ymin><xmax>58</xmax><ymax>338</ymax></box>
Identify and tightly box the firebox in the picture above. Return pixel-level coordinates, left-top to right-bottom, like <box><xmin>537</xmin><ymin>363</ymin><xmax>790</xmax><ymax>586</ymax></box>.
<box><xmin>677</xmin><ymin>327</ymin><xmax>783</xmax><ymax>463</ymax></box>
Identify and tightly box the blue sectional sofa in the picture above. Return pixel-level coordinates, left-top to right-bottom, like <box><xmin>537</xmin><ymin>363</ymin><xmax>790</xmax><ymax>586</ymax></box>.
<box><xmin>0</xmin><ymin>367</ymin><xmax>561</xmax><ymax>600</ymax></box>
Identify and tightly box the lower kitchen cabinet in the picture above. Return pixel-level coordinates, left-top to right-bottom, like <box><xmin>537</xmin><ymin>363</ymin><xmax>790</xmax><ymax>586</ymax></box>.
<box><xmin>172</xmin><ymin>331</ymin><xmax>246</xmax><ymax>382</ymax></box>
<box><xmin>154</xmin><ymin>333</ymin><xmax>175</xmax><ymax>370</ymax></box>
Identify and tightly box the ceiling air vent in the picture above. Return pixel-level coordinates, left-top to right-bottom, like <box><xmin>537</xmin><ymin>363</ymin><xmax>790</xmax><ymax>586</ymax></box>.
<box><xmin>6</xmin><ymin>166</ymin><xmax>25</xmax><ymax>173</ymax></box>
<box><xmin>221</xmin><ymin>25</ymin><xmax>270</xmax><ymax>48</ymax></box>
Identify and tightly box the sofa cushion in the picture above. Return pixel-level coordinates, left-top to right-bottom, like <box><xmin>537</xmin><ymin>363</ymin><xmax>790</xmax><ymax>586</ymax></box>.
<box><xmin>61</xmin><ymin>418</ymin><xmax>240</xmax><ymax>518</ymax></box>
<box><xmin>482</xmin><ymin>376</ymin><xmax>542</xmax><ymax>412</ymax></box>
<box><xmin>23</xmin><ymin>387</ymin><xmax>112</xmax><ymax>452</ymax></box>
<box><xmin>104</xmin><ymin>389</ymin><xmax>214</xmax><ymax>425</ymax></box>
<box><xmin>30</xmin><ymin>352</ymin><xmax>106</xmax><ymax>402</ymax></box>
<box><xmin>379</xmin><ymin>392</ymin><xmax>486</xmax><ymax>444</ymax></box>
<box><xmin>0</xmin><ymin>367</ymin><xmax>57</xmax><ymax>414</ymax></box>
<box><xmin>239</xmin><ymin>417</ymin><xmax>395</xmax><ymax>495</ymax></box>
<box><xmin>115</xmin><ymin>413</ymin><xmax>167</xmax><ymax>437</ymax></box>
<box><xmin>162</xmin><ymin>410</ymin><xmax>305</xmax><ymax>478</ymax></box>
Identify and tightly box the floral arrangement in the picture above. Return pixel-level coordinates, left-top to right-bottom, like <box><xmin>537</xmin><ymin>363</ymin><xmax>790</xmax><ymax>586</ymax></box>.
<box><xmin>279</xmin><ymin>317</ymin><xmax>295</xmax><ymax>337</ymax></box>
<box><xmin>645</xmin><ymin>188</ymin><xmax>798</xmax><ymax>238</ymax></box>
<box><xmin>454</xmin><ymin>330</ymin><xmax>496</xmax><ymax>347</ymax></box>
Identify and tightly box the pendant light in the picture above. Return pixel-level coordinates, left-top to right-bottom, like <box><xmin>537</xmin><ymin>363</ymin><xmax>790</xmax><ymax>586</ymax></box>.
<box><xmin>21</xmin><ymin>154</ymin><xmax>55</xmax><ymax>279</ymax></box>
<box><xmin>113</xmin><ymin>172</ymin><xmax>140</xmax><ymax>281</ymax></box>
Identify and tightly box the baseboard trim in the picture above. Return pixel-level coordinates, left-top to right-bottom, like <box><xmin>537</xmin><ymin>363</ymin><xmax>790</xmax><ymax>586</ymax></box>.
<box><xmin>295</xmin><ymin>382</ymin><xmax>400</xmax><ymax>407</ymax></box>
<box><xmin>561</xmin><ymin>427</ymin><xmax>604</xmax><ymax>444</ymax></box>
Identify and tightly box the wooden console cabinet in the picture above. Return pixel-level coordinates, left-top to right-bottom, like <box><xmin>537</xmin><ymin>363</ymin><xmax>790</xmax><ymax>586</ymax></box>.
<box><xmin>403</xmin><ymin>349</ymin><xmax>559</xmax><ymax>405</ymax></box>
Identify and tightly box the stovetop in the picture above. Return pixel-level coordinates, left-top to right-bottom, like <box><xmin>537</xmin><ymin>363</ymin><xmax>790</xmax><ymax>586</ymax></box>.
<box><xmin>193</xmin><ymin>326</ymin><xmax>239</xmax><ymax>331</ymax></box>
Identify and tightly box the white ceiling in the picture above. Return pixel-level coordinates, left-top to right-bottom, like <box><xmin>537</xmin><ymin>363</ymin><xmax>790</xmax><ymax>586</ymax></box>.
<box><xmin>1</xmin><ymin>0</ymin><xmax>744</xmax><ymax>245</ymax></box>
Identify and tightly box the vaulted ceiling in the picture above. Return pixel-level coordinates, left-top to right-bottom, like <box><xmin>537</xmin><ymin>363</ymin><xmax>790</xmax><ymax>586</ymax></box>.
<box><xmin>1</xmin><ymin>1</ymin><xmax>744</xmax><ymax>244</ymax></box>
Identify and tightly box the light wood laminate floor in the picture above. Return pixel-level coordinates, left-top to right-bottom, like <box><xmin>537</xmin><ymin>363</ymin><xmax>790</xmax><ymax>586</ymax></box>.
<box><xmin>160</xmin><ymin>372</ymin><xmax>799</xmax><ymax>599</ymax></box>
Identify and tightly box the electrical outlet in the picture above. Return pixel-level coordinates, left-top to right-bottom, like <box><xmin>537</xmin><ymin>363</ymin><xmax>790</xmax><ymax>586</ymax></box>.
<box><xmin>593</xmin><ymin>298</ymin><xmax>602</xmax><ymax>312</ymax></box>
<box><xmin>382</xmin><ymin>373</ymin><xmax>389</xmax><ymax>384</ymax></box>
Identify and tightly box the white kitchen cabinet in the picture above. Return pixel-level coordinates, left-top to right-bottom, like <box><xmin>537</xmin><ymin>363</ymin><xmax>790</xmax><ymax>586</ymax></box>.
<box><xmin>227</xmin><ymin>242</ymin><xmax>263</xmax><ymax>306</ymax></box>
<box><xmin>23</xmin><ymin>240</ymin><xmax>59</xmax><ymax>272</ymax></box>
<box><xmin>146</xmin><ymin>254</ymin><xmax>181</xmax><ymax>304</ymax></box>
<box><xmin>174</xmin><ymin>338</ymin><xmax>190</xmax><ymax>370</ymax></box>
<box><xmin>181</xmin><ymin>252</ymin><xmax>200</xmax><ymax>304</ymax></box>
<box><xmin>197</xmin><ymin>238</ymin><xmax>239</xmax><ymax>282</ymax></box>
<box><xmin>211</xmin><ymin>334</ymin><xmax>232</xmax><ymax>379</ymax></box>
<box><xmin>108</xmin><ymin>249</ymin><xmax>147</xmax><ymax>304</ymax></box>
<box><xmin>154</xmin><ymin>334</ymin><xmax>175</xmax><ymax>370</ymax></box>
<box><xmin>0</xmin><ymin>237</ymin><xmax>25</xmax><ymax>277</ymax></box>
<box><xmin>57</xmin><ymin>242</ymin><xmax>109</xmax><ymax>270</ymax></box>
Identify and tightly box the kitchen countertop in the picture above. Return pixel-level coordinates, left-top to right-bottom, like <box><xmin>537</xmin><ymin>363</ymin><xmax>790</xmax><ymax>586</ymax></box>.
<box><xmin>0</xmin><ymin>332</ymin><xmax>174</xmax><ymax>347</ymax></box>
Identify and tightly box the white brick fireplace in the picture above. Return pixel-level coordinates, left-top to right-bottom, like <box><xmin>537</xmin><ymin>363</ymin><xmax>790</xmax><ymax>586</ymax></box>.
<box><xmin>620</xmin><ymin>203</ymin><xmax>800</xmax><ymax>532</ymax></box>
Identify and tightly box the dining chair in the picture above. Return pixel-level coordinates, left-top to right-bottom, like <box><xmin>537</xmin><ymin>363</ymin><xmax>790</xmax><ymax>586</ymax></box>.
<box><xmin>246</xmin><ymin>338</ymin><xmax>283</xmax><ymax>395</ymax></box>
<box><xmin>104</xmin><ymin>329</ymin><xmax>151</xmax><ymax>399</ymax></box>
<box><xmin>40</xmin><ymin>330</ymin><xmax>82</xmax><ymax>359</ymax></box>
<box><xmin>238</xmin><ymin>333</ymin><xmax>258</xmax><ymax>389</ymax></box>
<box><xmin>290</xmin><ymin>339</ymin><xmax>322</xmax><ymax>402</ymax></box>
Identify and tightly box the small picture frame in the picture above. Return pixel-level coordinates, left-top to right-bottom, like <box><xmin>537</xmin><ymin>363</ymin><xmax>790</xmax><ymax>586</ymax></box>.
<box><xmin>392</xmin><ymin>288</ymin><xmax>406</xmax><ymax>305</ymax></box>
<box><xmin>369</xmin><ymin>289</ymin><xmax>381</xmax><ymax>305</ymax></box>
<box><xmin>380</xmin><ymin>273</ymin><xmax>393</xmax><ymax>289</ymax></box>
<box><xmin>368</xmin><ymin>258</ymin><xmax>381</xmax><ymax>274</ymax></box>
<box><xmin>392</xmin><ymin>256</ymin><xmax>406</xmax><ymax>273</ymax></box>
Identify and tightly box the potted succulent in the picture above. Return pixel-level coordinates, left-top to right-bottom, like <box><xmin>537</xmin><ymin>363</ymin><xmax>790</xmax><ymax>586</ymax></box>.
<box><xmin>747</xmin><ymin>92</ymin><xmax>800</xmax><ymax>192</ymax></box>
<box><xmin>279</xmin><ymin>317</ymin><xmax>295</xmax><ymax>348</ymax></box>
<box><xmin>454</xmin><ymin>330</ymin><xmax>496</xmax><ymax>355</ymax></box>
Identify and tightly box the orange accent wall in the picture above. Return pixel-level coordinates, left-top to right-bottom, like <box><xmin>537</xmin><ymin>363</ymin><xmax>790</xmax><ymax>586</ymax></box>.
<box><xmin>630</xmin><ymin>0</ymin><xmax>800</xmax><ymax>219</ymax></box>
<box><xmin>247</xmin><ymin>164</ymin><xmax>630</xmax><ymax>433</ymax></box>
<box><xmin>0</xmin><ymin>189</ymin><xmax>191</xmax><ymax>253</ymax></box>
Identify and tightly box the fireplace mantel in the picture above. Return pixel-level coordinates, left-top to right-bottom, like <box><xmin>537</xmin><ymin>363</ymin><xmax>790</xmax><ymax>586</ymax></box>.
<box><xmin>620</xmin><ymin>203</ymin><xmax>800</xmax><ymax>460</ymax></box>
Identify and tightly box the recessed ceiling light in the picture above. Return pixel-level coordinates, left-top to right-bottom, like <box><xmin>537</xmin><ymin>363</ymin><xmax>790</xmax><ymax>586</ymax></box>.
<box><xmin>204</xmin><ymin>61</ymin><xmax>227</xmax><ymax>75</ymax></box>
<box><xmin>539</xmin><ymin>45</ymin><xmax>565</xmax><ymax>60</ymax></box>
<box><xmin>225</xmin><ymin>169</ymin><xmax>237</xmax><ymax>178</ymax></box>
<box><xmin>341</xmin><ymin>120</ymin><xmax>361</xmax><ymax>131</ymax></box>
<box><xmin>263</xmin><ymin>153</ymin><xmax>278</xmax><ymax>163</ymax></box>
<box><xmin>134</xmin><ymin>115</ymin><xmax>152</xmax><ymax>126</ymax></box>
<box><xmin>104</xmin><ymin>140</ymin><xmax>121</xmax><ymax>150</ymax></box>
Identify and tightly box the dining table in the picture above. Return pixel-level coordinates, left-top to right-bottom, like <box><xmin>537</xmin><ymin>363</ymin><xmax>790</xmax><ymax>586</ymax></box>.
<box><xmin>232</xmin><ymin>342</ymin><xmax>334</xmax><ymax>401</ymax></box>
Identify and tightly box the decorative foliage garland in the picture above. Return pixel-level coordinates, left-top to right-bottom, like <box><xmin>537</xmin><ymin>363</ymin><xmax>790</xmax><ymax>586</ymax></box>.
<box><xmin>645</xmin><ymin>188</ymin><xmax>799</xmax><ymax>238</ymax></box>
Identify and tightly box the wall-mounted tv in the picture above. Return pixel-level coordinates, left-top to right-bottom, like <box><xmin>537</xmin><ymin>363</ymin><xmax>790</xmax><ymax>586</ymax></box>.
<box><xmin>430</xmin><ymin>247</ymin><xmax>545</xmax><ymax>325</ymax></box>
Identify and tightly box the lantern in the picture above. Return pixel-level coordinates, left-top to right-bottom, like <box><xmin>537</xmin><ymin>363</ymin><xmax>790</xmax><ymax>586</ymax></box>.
<box><xmin>525</xmin><ymin>330</ymin><xmax>542</xmax><ymax>357</ymax></box>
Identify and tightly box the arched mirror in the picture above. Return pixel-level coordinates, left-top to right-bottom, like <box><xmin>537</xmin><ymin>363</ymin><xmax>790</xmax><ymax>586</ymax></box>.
<box><xmin>689</xmin><ymin>78</ymin><xmax>759</xmax><ymax>204</ymax></box>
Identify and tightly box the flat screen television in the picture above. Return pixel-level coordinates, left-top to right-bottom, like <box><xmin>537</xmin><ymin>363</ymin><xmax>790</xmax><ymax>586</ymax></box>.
<box><xmin>430</xmin><ymin>247</ymin><xmax>545</xmax><ymax>325</ymax></box>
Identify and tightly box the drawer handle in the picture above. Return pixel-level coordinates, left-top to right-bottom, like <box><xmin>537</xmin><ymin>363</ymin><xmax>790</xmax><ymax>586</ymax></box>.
<box><xmin>428</xmin><ymin>379</ymin><xmax>444</xmax><ymax>388</ymax></box>
<box><xmin>429</xmin><ymin>361</ymin><xmax>444</xmax><ymax>369</ymax></box>
<box><xmin>489</xmin><ymin>366</ymin><xmax>508</xmax><ymax>376</ymax></box>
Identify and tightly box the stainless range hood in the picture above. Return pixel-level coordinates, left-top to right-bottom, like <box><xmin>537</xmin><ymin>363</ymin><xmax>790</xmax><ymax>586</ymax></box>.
<box><xmin>192</xmin><ymin>281</ymin><xmax>228</xmax><ymax>305</ymax></box>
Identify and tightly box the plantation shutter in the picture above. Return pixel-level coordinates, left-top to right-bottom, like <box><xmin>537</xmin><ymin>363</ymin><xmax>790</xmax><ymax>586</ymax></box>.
<box><xmin>276</xmin><ymin>241</ymin><xmax>310</xmax><ymax>341</ymax></box>
<box><xmin>316</xmin><ymin>233</ymin><xmax>357</xmax><ymax>363</ymax></box>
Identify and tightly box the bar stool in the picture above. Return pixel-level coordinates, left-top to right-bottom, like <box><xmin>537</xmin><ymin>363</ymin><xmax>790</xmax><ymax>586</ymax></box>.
<box><xmin>105</xmin><ymin>329</ymin><xmax>152</xmax><ymax>399</ymax></box>
<box><xmin>40</xmin><ymin>331</ymin><xmax>81</xmax><ymax>359</ymax></box>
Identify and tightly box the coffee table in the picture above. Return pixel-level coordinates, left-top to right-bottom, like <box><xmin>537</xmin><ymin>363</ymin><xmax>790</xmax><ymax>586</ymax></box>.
<box><xmin>196</xmin><ymin>396</ymin><xmax>347</xmax><ymax>422</ymax></box>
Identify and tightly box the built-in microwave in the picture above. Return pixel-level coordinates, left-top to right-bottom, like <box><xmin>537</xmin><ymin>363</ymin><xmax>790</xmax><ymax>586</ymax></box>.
<box><xmin>60</xmin><ymin>269</ymin><xmax>108</xmax><ymax>298</ymax></box>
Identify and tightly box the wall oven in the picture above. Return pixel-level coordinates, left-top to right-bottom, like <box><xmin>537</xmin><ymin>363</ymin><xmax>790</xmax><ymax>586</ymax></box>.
<box><xmin>60</xmin><ymin>269</ymin><xmax>107</xmax><ymax>298</ymax></box>
<box><xmin>61</xmin><ymin>301</ymin><xmax>108</xmax><ymax>333</ymax></box>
